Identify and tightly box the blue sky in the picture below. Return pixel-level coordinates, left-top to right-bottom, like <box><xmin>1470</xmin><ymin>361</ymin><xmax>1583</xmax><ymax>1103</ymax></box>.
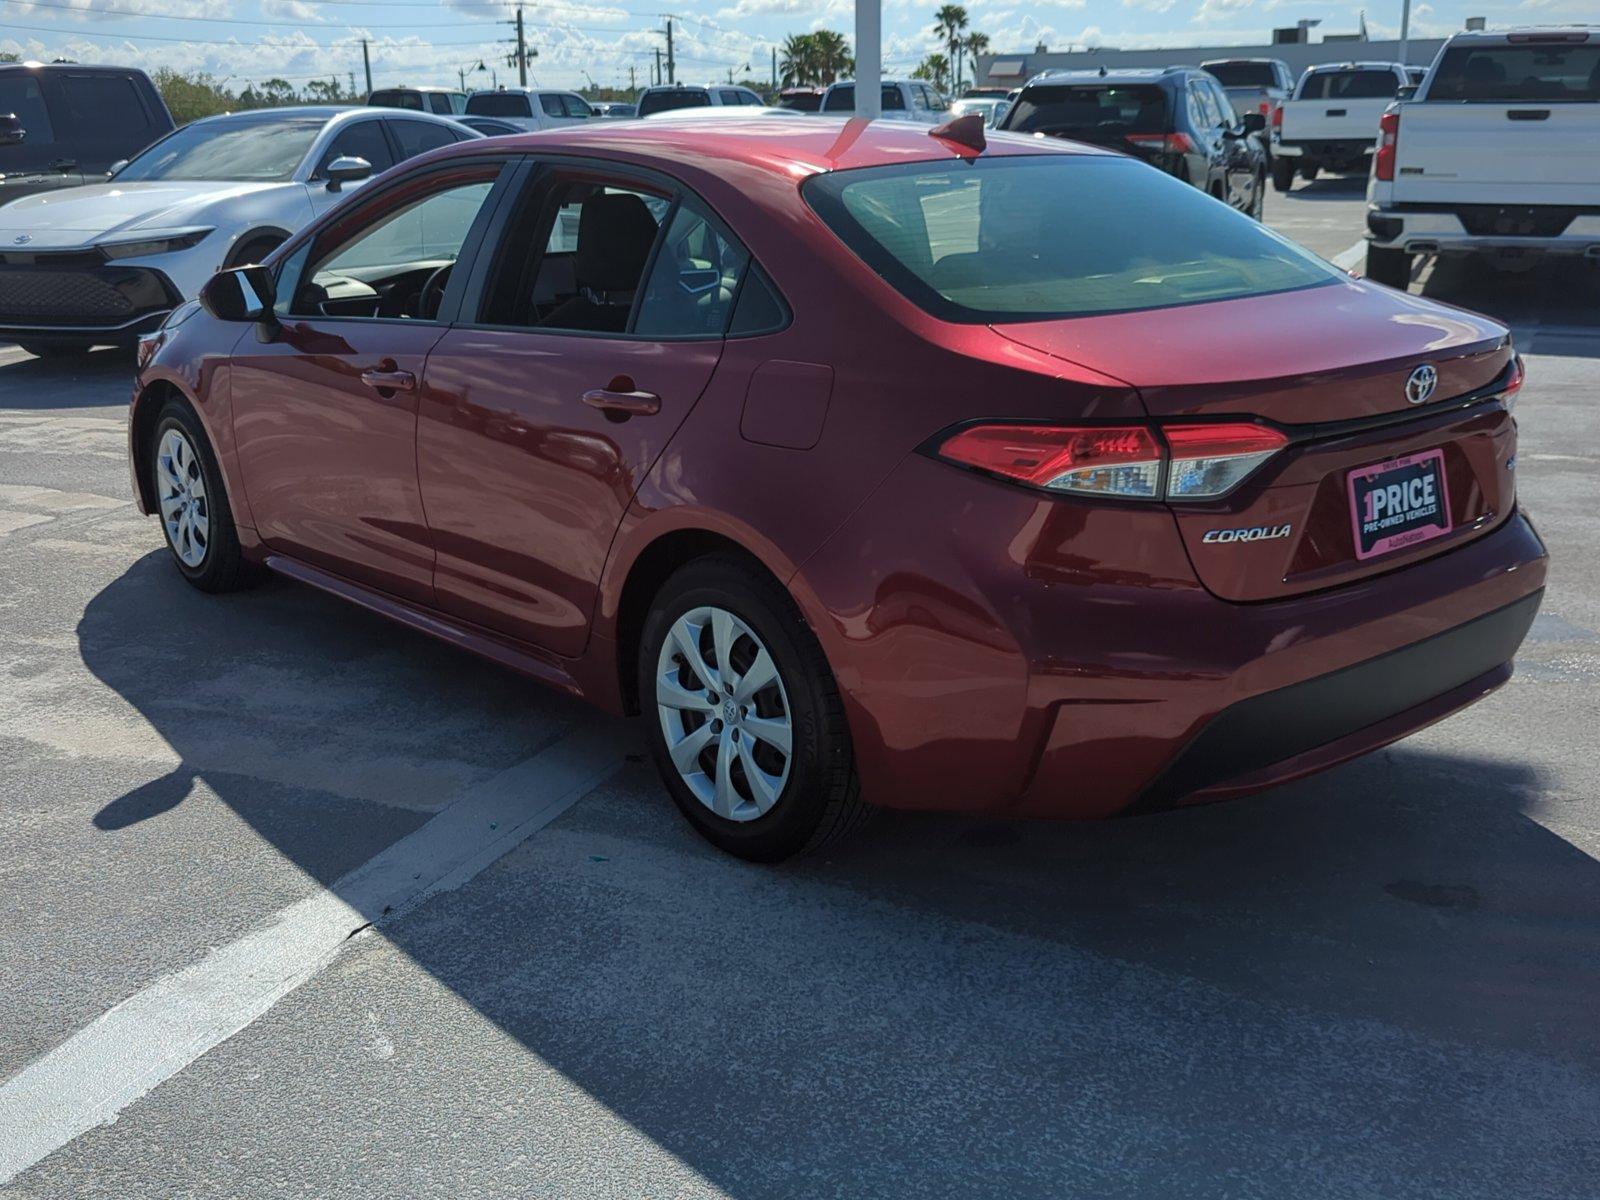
<box><xmin>0</xmin><ymin>0</ymin><xmax>1588</xmax><ymax>93</ymax></box>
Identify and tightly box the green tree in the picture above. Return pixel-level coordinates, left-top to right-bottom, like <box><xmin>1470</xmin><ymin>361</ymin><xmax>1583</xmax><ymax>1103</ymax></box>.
<box><xmin>811</xmin><ymin>29</ymin><xmax>853</xmax><ymax>85</ymax></box>
<box><xmin>910</xmin><ymin>53</ymin><xmax>949</xmax><ymax>93</ymax></box>
<box><xmin>780</xmin><ymin>33</ymin><xmax>817</xmax><ymax>86</ymax></box>
<box><xmin>932</xmin><ymin>5</ymin><xmax>968</xmax><ymax>93</ymax></box>
<box><xmin>962</xmin><ymin>31</ymin><xmax>989</xmax><ymax>92</ymax></box>
<box><xmin>152</xmin><ymin>68</ymin><xmax>240</xmax><ymax>125</ymax></box>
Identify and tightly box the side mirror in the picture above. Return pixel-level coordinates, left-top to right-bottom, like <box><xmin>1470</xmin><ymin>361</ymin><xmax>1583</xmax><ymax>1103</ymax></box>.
<box><xmin>1396</xmin><ymin>84</ymin><xmax>1418</xmax><ymax>101</ymax></box>
<box><xmin>1240</xmin><ymin>111</ymin><xmax>1266</xmax><ymax>134</ymax></box>
<box><xmin>106</xmin><ymin>159</ymin><xmax>129</xmax><ymax>179</ymax></box>
<box><xmin>323</xmin><ymin>155</ymin><xmax>373</xmax><ymax>192</ymax></box>
<box><xmin>198</xmin><ymin>265</ymin><xmax>276</xmax><ymax>323</ymax></box>
<box><xmin>0</xmin><ymin>114</ymin><xmax>23</xmax><ymax>146</ymax></box>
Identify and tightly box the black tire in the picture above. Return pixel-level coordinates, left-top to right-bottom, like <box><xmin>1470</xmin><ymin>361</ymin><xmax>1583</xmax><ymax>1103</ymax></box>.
<box><xmin>1298</xmin><ymin>160</ymin><xmax>1320</xmax><ymax>182</ymax></box>
<box><xmin>1364</xmin><ymin>243</ymin><xmax>1414</xmax><ymax>290</ymax></box>
<box><xmin>1271</xmin><ymin>157</ymin><xmax>1296</xmax><ymax>193</ymax></box>
<box><xmin>150</xmin><ymin>397</ymin><xmax>254</xmax><ymax>593</ymax></box>
<box><xmin>224</xmin><ymin>234</ymin><xmax>284</xmax><ymax>269</ymax></box>
<box><xmin>18</xmin><ymin>341</ymin><xmax>93</xmax><ymax>359</ymax></box>
<box><xmin>638</xmin><ymin>555</ymin><xmax>868</xmax><ymax>862</ymax></box>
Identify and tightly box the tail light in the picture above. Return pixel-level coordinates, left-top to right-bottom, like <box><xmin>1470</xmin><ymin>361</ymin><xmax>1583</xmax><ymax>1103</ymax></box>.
<box><xmin>1375</xmin><ymin>109</ymin><xmax>1399</xmax><ymax>181</ymax></box>
<box><xmin>1501</xmin><ymin>355</ymin><xmax>1526</xmax><ymax>412</ymax></box>
<box><xmin>935</xmin><ymin>421</ymin><xmax>1287</xmax><ymax>502</ymax></box>
<box><xmin>1272</xmin><ymin>104</ymin><xmax>1283</xmax><ymax>130</ymax></box>
<box><xmin>1125</xmin><ymin>132</ymin><xmax>1196</xmax><ymax>155</ymax></box>
<box><xmin>1258</xmin><ymin>98</ymin><xmax>1272</xmax><ymax>116</ymax></box>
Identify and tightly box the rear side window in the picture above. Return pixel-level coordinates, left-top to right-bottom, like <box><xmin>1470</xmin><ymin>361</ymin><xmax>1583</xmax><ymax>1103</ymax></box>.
<box><xmin>1297</xmin><ymin>70</ymin><xmax>1399</xmax><ymax>100</ymax></box>
<box><xmin>822</xmin><ymin>85</ymin><xmax>905</xmax><ymax>112</ymax></box>
<box><xmin>1204</xmin><ymin>62</ymin><xmax>1277</xmax><ymax>88</ymax></box>
<box><xmin>635</xmin><ymin>201</ymin><xmax>750</xmax><ymax>337</ymax></box>
<box><xmin>0</xmin><ymin>74</ymin><xmax>54</xmax><ymax>144</ymax></box>
<box><xmin>317</xmin><ymin>119</ymin><xmax>395</xmax><ymax>176</ymax></box>
<box><xmin>51</xmin><ymin>74</ymin><xmax>156</xmax><ymax>141</ymax></box>
<box><xmin>541</xmin><ymin>94</ymin><xmax>565</xmax><ymax>117</ymax></box>
<box><xmin>1427</xmin><ymin>43</ymin><xmax>1600</xmax><ymax>101</ymax></box>
<box><xmin>803</xmin><ymin>155</ymin><xmax>1343</xmax><ymax>323</ymax></box>
<box><xmin>467</xmin><ymin>93</ymin><xmax>532</xmax><ymax>118</ymax></box>
<box><xmin>389</xmin><ymin>118</ymin><xmax>456</xmax><ymax>160</ymax></box>
<box><xmin>638</xmin><ymin>89</ymin><xmax>710</xmax><ymax>116</ymax></box>
<box><xmin>428</xmin><ymin>94</ymin><xmax>454</xmax><ymax>114</ymax></box>
<box><xmin>1004</xmin><ymin>85</ymin><xmax>1168</xmax><ymax>135</ymax></box>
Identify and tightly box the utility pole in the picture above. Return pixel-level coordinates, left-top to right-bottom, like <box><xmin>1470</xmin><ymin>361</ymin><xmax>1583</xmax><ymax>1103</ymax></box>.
<box><xmin>855</xmin><ymin>0</ymin><xmax>881</xmax><ymax>117</ymax></box>
<box><xmin>629</xmin><ymin>65</ymin><xmax>636</xmax><ymax>92</ymax></box>
<box><xmin>771</xmin><ymin>46</ymin><xmax>777</xmax><ymax>92</ymax></box>
<box><xmin>515</xmin><ymin>4</ymin><xmax>529</xmax><ymax>86</ymax></box>
<box><xmin>360</xmin><ymin>39</ymin><xmax>371</xmax><ymax>97</ymax></box>
<box><xmin>654</xmin><ymin>48</ymin><xmax>662</xmax><ymax>86</ymax></box>
<box><xmin>666</xmin><ymin>18</ymin><xmax>675</xmax><ymax>85</ymax></box>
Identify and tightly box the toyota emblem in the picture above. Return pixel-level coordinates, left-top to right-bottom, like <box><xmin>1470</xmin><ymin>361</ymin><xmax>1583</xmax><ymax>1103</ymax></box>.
<box><xmin>1405</xmin><ymin>364</ymin><xmax>1438</xmax><ymax>406</ymax></box>
<box><xmin>12</xmin><ymin>233</ymin><xmax>31</xmax><ymax>245</ymax></box>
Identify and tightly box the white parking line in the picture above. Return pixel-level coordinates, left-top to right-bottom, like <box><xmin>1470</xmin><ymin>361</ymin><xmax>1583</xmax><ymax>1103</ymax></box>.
<box><xmin>1332</xmin><ymin>240</ymin><xmax>1367</xmax><ymax>272</ymax></box>
<box><xmin>0</xmin><ymin>724</ymin><xmax>625</xmax><ymax>1185</ymax></box>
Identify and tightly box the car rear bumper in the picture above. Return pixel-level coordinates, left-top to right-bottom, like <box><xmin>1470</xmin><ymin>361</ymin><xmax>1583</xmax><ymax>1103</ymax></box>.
<box><xmin>1273</xmin><ymin>138</ymin><xmax>1375</xmax><ymax>163</ymax></box>
<box><xmin>799</xmin><ymin>452</ymin><xmax>1548</xmax><ymax>820</ymax></box>
<box><xmin>0</xmin><ymin>259</ymin><xmax>179</xmax><ymax>345</ymax></box>
<box><xmin>1367</xmin><ymin>203</ymin><xmax>1600</xmax><ymax>258</ymax></box>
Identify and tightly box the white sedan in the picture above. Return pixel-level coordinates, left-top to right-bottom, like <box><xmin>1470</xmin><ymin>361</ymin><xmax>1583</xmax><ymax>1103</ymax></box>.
<box><xmin>0</xmin><ymin>105</ymin><xmax>479</xmax><ymax>357</ymax></box>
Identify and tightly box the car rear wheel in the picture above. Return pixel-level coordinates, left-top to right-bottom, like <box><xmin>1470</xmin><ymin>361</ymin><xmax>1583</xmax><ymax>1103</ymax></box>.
<box><xmin>150</xmin><ymin>398</ymin><xmax>253</xmax><ymax>593</ymax></box>
<box><xmin>1271</xmin><ymin>158</ymin><xmax>1296</xmax><ymax>192</ymax></box>
<box><xmin>1298</xmin><ymin>161</ymin><xmax>1319</xmax><ymax>182</ymax></box>
<box><xmin>1364</xmin><ymin>244</ymin><xmax>1413</xmax><ymax>291</ymax></box>
<box><xmin>639</xmin><ymin>555</ymin><xmax>867</xmax><ymax>861</ymax></box>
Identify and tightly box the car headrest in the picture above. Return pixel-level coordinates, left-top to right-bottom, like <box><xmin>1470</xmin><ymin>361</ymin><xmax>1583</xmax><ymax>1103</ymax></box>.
<box><xmin>576</xmin><ymin>192</ymin><xmax>660</xmax><ymax>293</ymax></box>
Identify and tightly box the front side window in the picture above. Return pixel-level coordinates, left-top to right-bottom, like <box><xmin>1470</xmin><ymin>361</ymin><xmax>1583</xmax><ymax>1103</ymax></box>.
<box><xmin>803</xmin><ymin>155</ymin><xmax>1344</xmax><ymax>323</ymax></box>
<box><xmin>562</xmin><ymin>95</ymin><xmax>593</xmax><ymax>118</ymax></box>
<box><xmin>317</xmin><ymin>119</ymin><xmax>395</xmax><ymax>177</ymax></box>
<box><xmin>1428</xmin><ymin>43</ymin><xmax>1600</xmax><ymax>101</ymax></box>
<box><xmin>540</xmin><ymin>94</ymin><xmax>566</xmax><ymax>117</ymax></box>
<box><xmin>290</xmin><ymin>169</ymin><xmax>501</xmax><ymax>320</ymax></box>
<box><xmin>1298</xmin><ymin>70</ymin><xmax>1400</xmax><ymax>100</ymax></box>
<box><xmin>0</xmin><ymin>75</ymin><xmax>54</xmax><ymax>144</ymax></box>
<box><xmin>635</xmin><ymin>201</ymin><xmax>750</xmax><ymax>337</ymax></box>
<box><xmin>116</xmin><ymin>116</ymin><xmax>321</xmax><ymax>182</ymax></box>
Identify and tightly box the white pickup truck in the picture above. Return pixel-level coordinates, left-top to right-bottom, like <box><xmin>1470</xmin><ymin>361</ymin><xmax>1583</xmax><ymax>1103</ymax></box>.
<box><xmin>1365</xmin><ymin>28</ymin><xmax>1600</xmax><ymax>288</ymax></box>
<box><xmin>1271</xmin><ymin>61</ymin><xmax>1409</xmax><ymax>191</ymax></box>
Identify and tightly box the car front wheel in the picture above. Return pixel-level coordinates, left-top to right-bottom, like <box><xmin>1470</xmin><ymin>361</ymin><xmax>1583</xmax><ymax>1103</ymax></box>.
<box><xmin>639</xmin><ymin>555</ymin><xmax>867</xmax><ymax>861</ymax></box>
<box><xmin>150</xmin><ymin>398</ymin><xmax>253</xmax><ymax>592</ymax></box>
<box><xmin>1364</xmin><ymin>244</ymin><xmax>1414</xmax><ymax>291</ymax></box>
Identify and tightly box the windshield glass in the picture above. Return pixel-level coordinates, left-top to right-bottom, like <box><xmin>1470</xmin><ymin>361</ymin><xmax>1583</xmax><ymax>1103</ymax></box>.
<box><xmin>1204</xmin><ymin>62</ymin><xmax>1277</xmax><ymax>88</ymax></box>
<box><xmin>638</xmin><ymin>89</ymin><xmax>710</xmax><ymax>116</ymax></box>
<box><xmin>114</xmin><ymin>116</ymin><xmax>321</xmax><ymax>182</ymax></box>
<box><xmin>1002</xmin><ymin>84</ymin><xmax>1167</xmax><ymax>136</ymax></box>
<box><xmin>803</xmin><ymin>155</ymin><xmax>1343</xmax><ymax>322</ymax></box>
<box><xmin>466</xmin><ymin>93</ymin><xmax>532</xmax><ymax>117</ymax></box>
<box><xmin>1428</xmin><ymin>43</ymin><xmax>1600</xmax><ymax>101</ymax></box>
<box><xmin>1297</xmin><ymin>70</ymin><xmax>1399</xmax><ymax>100</ymax></box>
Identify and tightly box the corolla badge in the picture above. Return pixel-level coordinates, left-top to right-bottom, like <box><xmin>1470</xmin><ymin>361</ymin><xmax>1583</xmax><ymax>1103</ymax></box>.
<box><xmin>1202</xmin><ymin>524</ymin><xmax>1293</xmax><ymax>544</ymax></box>
<box><xmin>12</xmin><ymin>234</ymin><xmax>31</xmax><ymax>245</ymax></box>
<box><xmin>1405</xmin><ymin>363</ymin><xmax>1438</xmax><ymax>405</ymax></box>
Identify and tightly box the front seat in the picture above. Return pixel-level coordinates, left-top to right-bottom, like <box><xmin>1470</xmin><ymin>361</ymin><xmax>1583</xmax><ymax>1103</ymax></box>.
<box><xmin>543</xmin><ymin>192</ymin><xmax>660</xmax><ymax>332</ymax></box>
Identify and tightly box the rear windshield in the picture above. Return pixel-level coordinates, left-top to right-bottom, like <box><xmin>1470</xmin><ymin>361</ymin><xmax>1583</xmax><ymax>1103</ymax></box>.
<box><xmin>1427</xmin><ymin>43</ymin><xmax>1600</xmax><ymax>102</ymax></box>
<box><xmin>369</xmin><ymin>89</ymin><xmax>424</xmax><ymax>110</ymax></box>
<box><xmin>778</xmin><ymin>92</ymin><xmax>822</xmax><ymax>112</ymax></box>
<box><xmin>803</xmin><ymin>155</ymin><xmax>1343</xmax><ymax>323</ymax></box>
<box><xmin>822</xmin><ymin>85</ymin><xmax>906</xmax><ymax>112</ymax></box>
<box><xmin>466</xmin><ymin>93</ymin><xmax>532</xmax><ymax>117</ymax></box>
<box><xmin>1297</xmin><ymin>70</ymin><xmax>1399</xmax><ymax>100</ymax></box>
<box><xmin>638</xmin><ymin>89</ymin><xmax>710</xmax><ymax>116</ymax></box>
<box><xmin>1002</xmin><ymin>84</ymin><xmax>1167</xmax><ymax>136</ymax></box>
<box><xmin>1204</xmin><ymin>62</ymin><xmax>1277</xmax><ymax>88</ymax></box>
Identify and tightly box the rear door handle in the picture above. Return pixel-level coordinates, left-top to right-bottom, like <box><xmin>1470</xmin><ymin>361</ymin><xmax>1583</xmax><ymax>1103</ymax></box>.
<box><xmin>48</xmin><ymin>158</ymin><xmax>77</xmax><ymax>172</ymax></box>
<box><xmin>582</xmin><ymin>386</ymin><xmax>661</xmax><ymax>418</ymax></box>
<box><xmin>1326</xmin><ymin>108</ymin><xmax>1346</xmax><ymax>117</ymax></box>
<box><xmin>1507</xmin><ymin>109</ymin><xmax>1550</xmax><ymax>121</ymax></box>
<box><xmin>360</xmin><ymin>368</ymin><xmax>417</xmax><ymax>392</ymax></box>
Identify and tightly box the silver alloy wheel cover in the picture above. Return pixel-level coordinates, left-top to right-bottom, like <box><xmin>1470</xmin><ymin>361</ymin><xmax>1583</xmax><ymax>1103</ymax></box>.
<box><xmin>655</xmin><ymin>605</ymin><xmax>793</xmax><ymax>822</ymax></box>
<box><xmin>156</xmin><ymin>427</ymin><xmax>210</xmax><ymax>568</ymax></box>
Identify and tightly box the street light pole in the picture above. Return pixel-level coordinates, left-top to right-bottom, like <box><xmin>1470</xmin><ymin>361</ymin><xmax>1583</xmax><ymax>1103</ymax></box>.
<box><xmin>1398</xmin><ymin>0</ymin><xmax>1411</xmax><ymax>65</ymax></box>
<box><xmin>856</xmin><ymin>0</ymin><xmax>881</xmax><ymax>118</ymax></box>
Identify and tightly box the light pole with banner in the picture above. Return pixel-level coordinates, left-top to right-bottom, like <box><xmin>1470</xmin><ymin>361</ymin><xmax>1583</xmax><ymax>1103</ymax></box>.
<box><xmin>856</xmin><ymin>0</ymin><xmax>881</xmax><ymax>118</ymax></box>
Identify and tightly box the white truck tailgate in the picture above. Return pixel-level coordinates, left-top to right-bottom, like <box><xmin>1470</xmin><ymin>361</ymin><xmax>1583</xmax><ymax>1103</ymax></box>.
<box><xmin>1280</xmin><ymin>97</ymin><xmax>1390</xmax><ymax>141</ymax></box>
<box><xmin>1391</xmin><ymin>105</ymin><xmax>1600</xmax><ymax>204</ymax></box>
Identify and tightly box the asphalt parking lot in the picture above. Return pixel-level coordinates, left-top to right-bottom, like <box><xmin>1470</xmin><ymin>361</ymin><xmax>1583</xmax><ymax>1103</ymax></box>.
<box><xmin>1</xmin><ymin>181</ymin><xmax>1597</xmax><ymax>1199</ymax></box>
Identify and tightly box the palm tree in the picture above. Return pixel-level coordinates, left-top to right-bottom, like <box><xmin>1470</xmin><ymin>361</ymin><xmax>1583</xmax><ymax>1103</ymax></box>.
<box><xmin>780</xmin><ymin>33</ymin><xmax>817</xmax><ymax>87</ymax></box>
<box><xmin>910</xmin><ymin>53</ymin><xmax>950</xmax><ymax>93</ymax></box>
<box><xmin>932</xmin><ymin>5</ymin><xmax>968</xmax><ymax>95</ymax></box>
<box><xmin>962</xmin><ymin>31</ymin><xmax>989</xmax><ymax>93</ymax></box>
<box><xmin>811</xmin><ymin>29</ymin><xmax>853</xmax><ymax>85</ymax></box>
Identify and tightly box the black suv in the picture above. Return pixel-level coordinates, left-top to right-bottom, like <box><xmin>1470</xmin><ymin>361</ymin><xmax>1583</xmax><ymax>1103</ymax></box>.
<box><xmin>0</xmin><ymin>63</ymin><xmax>173</xmax><ymax>206</ymax></box>
<box><xmin>998</xmin><ymin>67</ymin><xmax>1267</xmax><ymax>219</ymax></box>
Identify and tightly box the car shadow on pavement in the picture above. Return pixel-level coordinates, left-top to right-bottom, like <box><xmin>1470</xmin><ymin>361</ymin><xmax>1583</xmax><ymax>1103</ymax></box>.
<box><xmin>1420</xmin><ymin>259</ymin><xmax>1600</xmax><ymax>357</ymax></box>
<box><xmin>1279</xmin><ymin>176</ymin><xmax>1368</xmax><ymax>201</ymax></box>
<box><xmin>76</xmin><ymin>552</ymin><xmax>1600</xmax><ymax>1197</ymax></box>
<box><xmin>0</xmin><ymin>349</ymin><xmax>139</xmax><ymax>408</ymax></box>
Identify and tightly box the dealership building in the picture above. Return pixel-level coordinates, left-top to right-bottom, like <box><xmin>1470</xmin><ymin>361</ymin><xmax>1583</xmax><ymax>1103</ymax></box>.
<box><xmin>974</xmin><ymin>32</ymin><xmax>1450</xmax><ymax>90</ymax></box>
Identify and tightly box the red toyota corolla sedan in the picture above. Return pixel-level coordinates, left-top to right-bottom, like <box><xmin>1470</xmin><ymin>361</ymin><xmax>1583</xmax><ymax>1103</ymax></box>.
<box><xmin>129</xmin><ymin>117</ymin><xmax>1546</xmax><ymax>860</ymax></box>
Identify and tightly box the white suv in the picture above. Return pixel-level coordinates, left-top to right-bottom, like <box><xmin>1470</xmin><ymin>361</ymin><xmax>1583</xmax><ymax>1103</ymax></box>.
<box><xmin>820</xmin><ymin>79</ymin><xmax>948</xmax><ymax>123</ymax></box>
<box><xmin>635</xmin><ymin>84</ymin><xmax>766</xmax><ymax>117</ymax></box>
<box><xmin>464</xmin><ymin>88</ymin><xmax>595</xmax><ymax>131</ymax></box>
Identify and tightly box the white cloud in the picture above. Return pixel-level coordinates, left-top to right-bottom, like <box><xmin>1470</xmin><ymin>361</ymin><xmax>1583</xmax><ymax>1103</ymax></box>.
<box><xmin>1193</xmin><ymin>0</ymin><xmax>1254</xmax><ymax>24</ymax></box>
<box><xmin>259</xmin><ymin>0</ymin><xmax>323</xmax><ymax>21</ymax></box>
<box><xmin>1121</xmin><ymin>0</ymin><xmax>1177</xmax><ymax>11</ymax></box>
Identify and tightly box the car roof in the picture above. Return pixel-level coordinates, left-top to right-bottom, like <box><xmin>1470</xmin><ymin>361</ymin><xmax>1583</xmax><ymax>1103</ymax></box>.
<box><xmin>372</xmin><ymin>85</ymin><xmax>462</xmax><ymax>93</ymax></box>
<box><xmin>1200</xmin><ymin>57</ymin><xmax>1286</xmax><ymax>65</ymax></box>
<box><xmin>1304</xmin><ymin>61</ymin><xmax>1406</xmax><ymax>72</ymax></box>
<box><xmin>410</xmin><ymin>114</ymin><xmax>1114</xmax><ymax>179</ymax></box>
<box><xmin>1028</xmin><ymin>67</ymin><xmax>1189</xmax><ymax>85</ymax></box>
<box><xmin>0</xmin><ymin>61</ymin><xmax>152</xmax><ymax>76</ymax></box>
<box><xmin>190</xmin><ymin>106</ymin><xmax>462</xmax><ymax>128</ymax></box>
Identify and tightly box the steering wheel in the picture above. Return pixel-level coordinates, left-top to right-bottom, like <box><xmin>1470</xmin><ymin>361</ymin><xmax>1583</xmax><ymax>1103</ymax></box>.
<box><xmin>417</xmin><ymin>263</ymin><xmax>453</xmax><ymax>320</ymax></box>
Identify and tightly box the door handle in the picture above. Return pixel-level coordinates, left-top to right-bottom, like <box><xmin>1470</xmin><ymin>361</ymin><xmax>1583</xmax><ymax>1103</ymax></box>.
<box><xmin>1326</xmin><ymin>108</ymin><xmax>1346</xmax><ymax>117</ymax></box>
<box><xmin>48</xmin><ymin>158</ymin><xmax>77</xmax><ymax>173</ymax></box>
<box><xmin>582</xmin><ymin>385</ymin><xmax>661</xmax><ymax>418</ymax></box>
<box><xmin>1506</xmin><ymin>109</ymin><xmax>1550</xmax><ymax>121</ymax></box>
<box><xmin>360</xmin><ymin>367</ymin><xmax>417</xmax><ymax>392</ymax></box>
